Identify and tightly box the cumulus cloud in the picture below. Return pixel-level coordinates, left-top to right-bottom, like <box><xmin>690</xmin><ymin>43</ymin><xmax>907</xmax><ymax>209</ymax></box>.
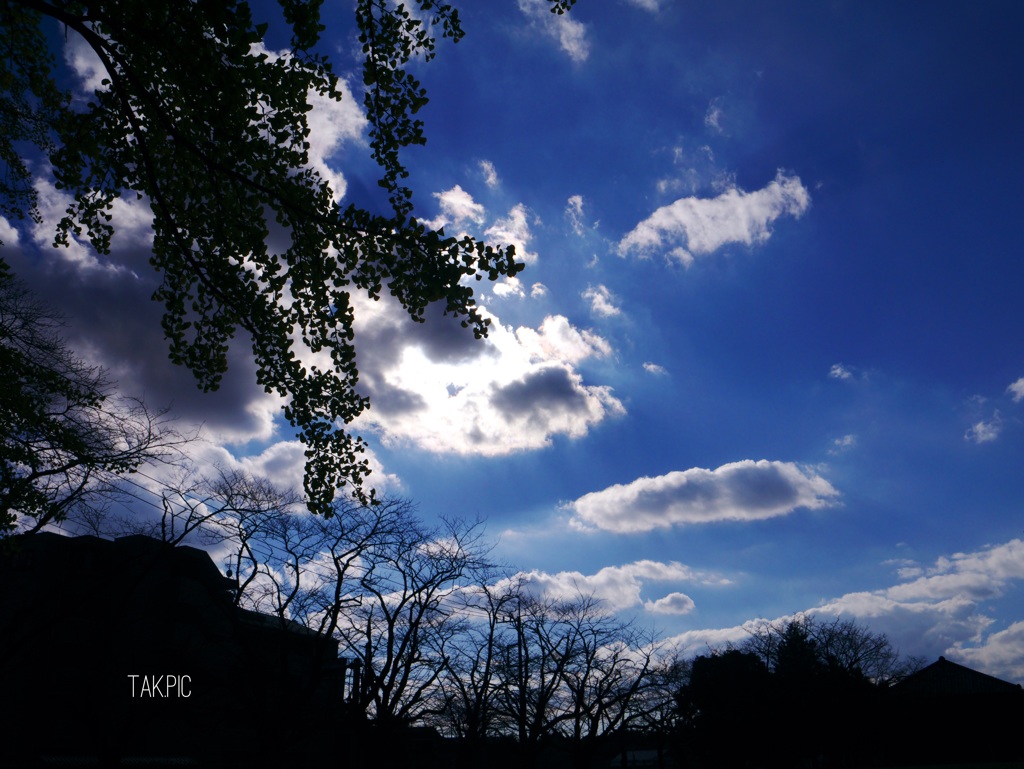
<box><xmin>511</xmin><ymin>560</ymin><xmax>727</xmax><ymax>614</ymax></box>
<box><xmin>571</xmin><ymin>460</ymin><xmax>839</xmax><ymax>533</ymax></box>
<box><xmin>350</xmin><ymin>296</ymin><xmax>623</xmax><ymax>455</ymax></box>
<box><xmin>1007</xmin><ymin>377</ymin><xmax>1024</xmax><ymax>403</ymax></box>
<box><xmin>582</xmin><ymin>284</ymin><xmax>621</xmax><ymax>318</ymax></box>
<box><xmin>425</xmin><ymin>184</ymin><xmax>487</xmax><ymax>231</ymax></box>
<box><xmin>618</xmin><ymin>171</ymin><xmax>810</xmax><ymax>263</ymax></box>
<box><xmin>645</xmin><ymin>592</ymin><xmax>696</xmax><ymax>615</ymax></box>
<box><xmin>951</xmin><ymin>620</ymin><xmax>1024</xmax><ymax>684</ymax></box>
<box><xmin>517</xmin><ymin>0</ymin><xmax>590</xmax><ymax>63</ymax></box>
<box><xmin>516</xmin><ymin>314</ymin><xmax>612</xmax><ymax>363</ymax></box>
<box><xmin>643</xmin><ymin>362</ymin><xmax>668</xmax><ymax>376</ymax></box>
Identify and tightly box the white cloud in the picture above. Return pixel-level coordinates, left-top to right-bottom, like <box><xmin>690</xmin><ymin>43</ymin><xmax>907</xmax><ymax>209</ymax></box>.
<box><xmin>645</xmin><ymin>592</ymin><xmax>696</xmax><ymax>615</ymax></box>
<box><xmin>350</xmin><ymin>296</ymin><xmax>623</xmax><ymax>455</ymax></box>
<box><xmin>704</xmin><ymin>99</ymin><xmax>725</xmax><ymax>134</ymax></box>
<box><xmin>829</xmin><ymin>363</ymin><xmax>854</xmax><ymax>380</ymax></box>
<box><xmin>479</xmin><ymin>159</ymin><xmax>500</xmax><ymax>188</ymax></box>
<box><xmin>965</xmin><ymin>413</ymin><xmax>1002</xmax><ymax>444</ymax></box>
<box><xmin>428</xmin><ymin>184</ymin><xmax>487</xmax><ymax>230</ymax></box>
<box><xmin>492</xmin><ymin>277</ymin><xmax>526</xmax><ymax>299</ymax></box>
<box><xmin>304</xmin><ymin>75</ymin><xmax>367</xmax><ymax>202</ymax></box>
<box><xmin>1007</xmin><ymin>377</ymin><xmax>1024</xmax><ymax>403</ymax></box>
<box><xmin>30</xmin><ymin>178</ymin><xmax>150</xmax><ymax>274</ymax></box>
<box><xmin>624</xmin><ymin>0</ymin><xmax>661</xmax><ymax>11</ymax></box>
<box><xmin>566</xmin><ymin>194</ymin><xmax>586</xmax><ymax>235</ymax></box>
<box><xmin>582</xmin><ymin>284</ymin><xmax>621</xmax><ymax>318</ymax></box>
<box><xmin>530</xmin><ymin>282</ymin><xmax>549</xmax><ymax>298</ymax></box>
<box><xmin>250</xmin><ymin>43</ymin><xmax>366</xmax><ymax>204</ymax></box>
<box><xmin>643</xmin><ymin>362</ymin><xmax>668</xmax><ymax>376</ymax></box>
<box><xmin>618</xmin><ymin>171</ymin><xmax>810</xmax><ymax>262</ymax></box>
<box><xmin>951</xmin><ymin>620</ymin><xmax>1024</xmax><ymax>684</ymax></box>
<box><xmin>807</xmin><ymin>539</ymin><xmax>1024</xmax><ymax>667</ymax></box>
<box><xmin>0</xmin><ymin>216</ymin><xmax>19</xmax><ymax>245</ymax></box>
<box><xmin>64</xmin><ymin>31</ymin><xmax>108</xmax><ymax>95</ymax></box>
<box><xmin>661</xmin><ymin>538</ymin><xmax>1024</xmax><ymax>678</ymax></box>
<box><xmin>829</xmin><ymin>434</ymin><xmax>857</xmax><ymax>455</ymax></box>
<box><xmin>485</xmin><ymin>204</ymin><xmax>539</xmax><ymax>264</ymax></box>
<box><xmin>513</xmin><ymin>559</ymin><xmax>727</xmax><ymax>614</ymax></box>
<box><xmin>517</xmin><ymin>0</ymin><xmax>590</xmax><ymax>63</ymax></box>
<box><xmin>516</xmin><ymin>314</ymin><xmax>612</xmax><ymax>364</ymax></box>
<box><xmin>571</xmin><ymin>460</ymin><xmax>839</xmax><ymax>533</ymax></box>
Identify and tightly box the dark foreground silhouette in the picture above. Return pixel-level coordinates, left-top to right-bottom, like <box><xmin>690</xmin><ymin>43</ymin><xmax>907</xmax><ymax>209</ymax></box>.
<box><xmin>3</xmin><ymin>533</ymin><xmax>1022</xmax><ymax>768</ymax></box>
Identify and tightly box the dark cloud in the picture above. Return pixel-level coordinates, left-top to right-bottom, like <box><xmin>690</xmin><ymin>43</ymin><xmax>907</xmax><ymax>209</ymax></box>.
<box><xmin>724</xmin><ymin>462</ymin><xmax>804</xmax><ymax>511</ymax></box>
<box><xmin>490</xmin><ymin>366</ymin><xmax>588</xmax><ymax>420</ymax></box>
<box><xmin>5</xmin><ymin>244</ymin><xmax>273</xmax><ymax>444</ymax></box>
<box><xmin>362</xmin><ymin>380</ymin><xmax>427</xmax><ymax>417</ymax></box>
<box><xmin>407</xmin><ymin>301</ymin><xmax>493</xmax><ymax>365</ymax></box>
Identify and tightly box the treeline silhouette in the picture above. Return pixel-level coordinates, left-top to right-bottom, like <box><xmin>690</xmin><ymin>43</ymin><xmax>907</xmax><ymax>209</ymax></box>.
<box><xmin>4</xmin><ymin>474</ymin><xmax>1022</xmax><ymax>768</ymax></box>
<box><xmin>675</xmin><ymin>617</ymin><xmax>922</xmax><ymax>769</ymax></box>
<box><xmin>2</xmin><ymin>475</ymin><xmax>680</xmax><ymax>768</ymax></box>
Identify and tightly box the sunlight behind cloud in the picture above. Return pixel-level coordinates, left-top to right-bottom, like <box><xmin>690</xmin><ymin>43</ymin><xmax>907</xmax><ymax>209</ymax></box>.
<box><xmin>350</xmin><ymin>296</ymin><xmax>623</xmax><ymax>455</ymax></box>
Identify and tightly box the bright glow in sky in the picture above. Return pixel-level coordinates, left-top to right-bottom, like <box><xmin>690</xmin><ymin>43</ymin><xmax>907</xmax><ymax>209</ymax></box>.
<box><xmin>5</xmin><ymin>0</ymin><xmax>1024</xmax><ymax>683</ymax></box>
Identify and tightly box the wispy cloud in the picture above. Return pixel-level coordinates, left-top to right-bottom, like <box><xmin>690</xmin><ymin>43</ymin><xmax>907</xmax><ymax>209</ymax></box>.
<box><xmin>704</xmin><ymin>98</ymin><xmax>725</xmax><ymax>134</ymax></box>
<box><xmin>517</xmin><ymin>0</ymin><xmax>590</xmax><ymax>63</ymax></box>
<box><xmin>965</xmin><ymin>413</ymin><xmax>1002</xmax><ymax>444</ymax></box>
<box><xmin>479</xmin><ymin>159</ymin><xmax>500</xmax><ymax>188</ymax></box>
<box><xmin>624</xmin><ymin>0</ymin><xmax>661</xmax><ymax>11</ymax></box>
<box><xmin>829</xmin><ymin>434</ymin><xmax>857</xmax><ymax>455</ymax></box>
<box><xmin>618</xmin><ymin>171</ymin><xmax>810</xmax><ymax>264</ymax></box>
<box><xmin>829</xmin><ymin>363</ymin><xmax>854</xmax><ymax>381</ymax></box>
<box><xmin>643</xmin><ymin>362</ymin><xmax>669</xmax><ymax>376</ymax></box>
<box><xmin>565</xmin><ymin>194</ymin><xmax>586</xmax><ymax>235</ymax></box>
<box><xmin>1007</xmin><ymin>377</ymin><xmax>1024</xmax><ymax>403</ymax></box>
<box><xmin>571</xmin><ymin>460</ymin><xmax>839</xmax><ymax>533</ymax></box>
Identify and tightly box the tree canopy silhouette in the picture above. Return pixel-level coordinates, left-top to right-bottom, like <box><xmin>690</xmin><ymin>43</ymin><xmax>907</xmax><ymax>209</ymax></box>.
<box><xmin>1</xmin><ymin>0</ymin><xmax>575</xmax><ymax>513</ymax></box>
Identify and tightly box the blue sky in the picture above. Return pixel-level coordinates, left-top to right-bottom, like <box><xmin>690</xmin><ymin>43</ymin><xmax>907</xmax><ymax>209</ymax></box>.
<box><xmin>5</xmin><ymin>0</ymin><xmax>1024</xmax><ymax>682</ymax></box>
